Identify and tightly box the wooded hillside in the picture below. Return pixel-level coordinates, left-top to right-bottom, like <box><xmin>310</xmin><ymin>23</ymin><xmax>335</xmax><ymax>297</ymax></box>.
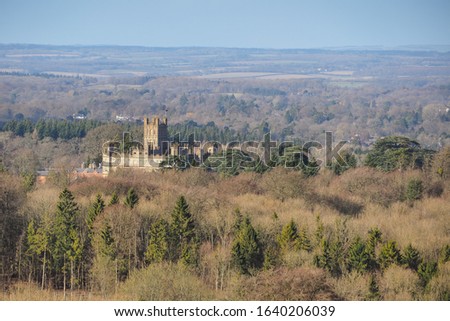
<box><xmin>1</xmin><ymin>145</ymin><xmax>449</xmax><ymax>300</ymax></box>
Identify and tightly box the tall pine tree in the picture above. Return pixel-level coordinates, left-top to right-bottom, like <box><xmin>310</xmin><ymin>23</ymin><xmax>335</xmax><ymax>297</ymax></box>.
<box><xmin>278</xmin><ymin>219</ymin><xmax>299</xmax><ymax>252</ymax></box>
<box><xmin>145</xmin><ymin>219</ymin><xmax>170</xmax><ymax>264</ymax></box>
<box><xmin>366</xmin><ymin>227</ymin><xmax>382</xmax><ymax>271</ymax></box>
<box><xmin>347</xmin><ymin>236</ymin><xmax>370</xmax><ymax>274</ymax></box>
<box><xmin>298</xmin><ymin>226</ymin><xmax>312</xmax><ymax>252</ymax></box>
<box><xmin>99</xmin><ymin>222</ymin><xmax>116</xmax><ymax>259</ymax></box>
<box><xmin>52</xmin><ymin>188</ymin><xmax>82</xmax><ymax>293</ymax></box>
<box><xmin>314</xmin><ymin>215</ymin><xmax>325</xmax><ymax>246</ymax></box>
<box><xmin>314</xmin><ymin>238</ymin><xmax>332</xmax><ymax>271</ymax></box>
<box><xmin>170</xmin><ymin>196</ymin><xmax>198</xmax><ymax>265</ymax></box>
<box><xmin>231</xmin><ymin>216</ymin><xmax>263</xmax><ymax>274</ymax></box>
<box><xmin>87</xmin><ymin>194</ymin><xmax>105</xmax><ymax>232</ymax></box>
<box><xmin>85</xmin><ymin>193</ymin><xmax>105</xmax><ymax>288</ymax></box>
<box><xmin>92</xmin><ymin>222</ymin><xmax>117</xmax><ymax>295</ymax></box>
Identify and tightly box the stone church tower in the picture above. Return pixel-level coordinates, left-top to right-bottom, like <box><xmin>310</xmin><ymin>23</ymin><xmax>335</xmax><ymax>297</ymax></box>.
<box><xmin>143</xmin><ymin>116</ymin><xmax>169</xmax><ymax>156</ymax></box>
<box><xmin>102</xmin><ymin>116</ymin><xmax>170</xmax><ymax>176</ymax></box>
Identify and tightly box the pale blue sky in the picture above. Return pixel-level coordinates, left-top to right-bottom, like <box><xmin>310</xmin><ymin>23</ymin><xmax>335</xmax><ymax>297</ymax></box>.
<box><xmin>0</xmin><ymin>0</ymin><xmax>449</xmax><ymax>48</ymax></box>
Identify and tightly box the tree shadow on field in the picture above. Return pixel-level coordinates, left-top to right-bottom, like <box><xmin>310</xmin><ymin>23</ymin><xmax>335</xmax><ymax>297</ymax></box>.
<box><xmin>308</xmin><ymin>192</ymin><xmax>364</xmax><ymax>217</ymax></box>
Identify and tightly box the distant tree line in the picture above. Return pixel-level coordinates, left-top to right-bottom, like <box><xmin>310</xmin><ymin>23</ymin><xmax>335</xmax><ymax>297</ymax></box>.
<box><xmin>244</xmin><ymin>87</ymin><xmax>287</xmax><ymax>96</ymax></box>
<box><xmin>0</xmin><ymin>71</ymin><xmax>83</xmax><ymax>79</ymax></box>
<box><xmin>1</xmin><ymin>117</ymin><xmax>263</xmax><ymax>143</ymax></box>
<box><xmin>1</xmin><ymin>118</ymin><xmax>103</xmax><ymax>139</ymax></box>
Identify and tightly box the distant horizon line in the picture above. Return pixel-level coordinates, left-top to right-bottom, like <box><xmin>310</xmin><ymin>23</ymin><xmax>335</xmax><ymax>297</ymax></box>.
<box><xmin>1</xmin><ymin>42</ymin><xmax>450</xmax><ymax>52</ymax></box>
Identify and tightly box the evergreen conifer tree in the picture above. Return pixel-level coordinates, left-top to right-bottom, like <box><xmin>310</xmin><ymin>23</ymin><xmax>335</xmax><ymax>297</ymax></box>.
<box><xmin>378</xmin><ymin>240</ymin><xmax>401</xmax><ymax>270</ymax></box>
<box><xmin>93</xmin><ymin>222</ymin><xmax>117</xmax><ymax>294</ymax></box>
<box><xmin>347</xmin><ymin>236</ymin><xmax>370</xmax><ymax>273</ymax></box>
<box><xmin>366</xmin><ymin>228</ymin><xmax>382</xmax><ymax>270</ymax></box>
<box><xmin>169</xmin><ymin>196</ymin><xmax>198</xmax><ymax>265</ymax></box>
<box><xmin>171</xmin><ymin>196</ymin><xmax>195</xmax><ymax>243</ymax></box>
<box><xmin>84</xmin><ymin>194</ymin><xmax>106</xmax><ymax>287</ymax></box>
<box><xmin>124</xmin><ymin>188</ymin><xmax>139</xmax><ymax>209</ymax></box>
<box><xmin>297</xmin><ymin>226</ymin><xmax>312</xmax><ymax>252</ymax></box>
<box><xmin>87</xmin><ymin>194</ymin><xmax>105</xmax><ymax>232</ymax></box>
<box><xmin>109</xmin><ymin>191</ymin><xmax>119</xmax><ymax>206</ymax></box>
<box><xmin>52</xmin><ymin>188</ymin><xmax>82</xmax><ymax>292</ymax></box>
<box><xmin>401</xmin><ymin>244</ymin><xmax>422</xmax><ymax>271</ymax></box>
<box><xmin>99</xmin><ymin>222</ymin><xmax>116</xmax><ymax>259</ymax></box>
<box><xmin>329</xmin><ymin>240</ymin><xmax>344</xmax><ymax>277</ymax></box>
<box><xmin>231</xmin><ymin>216</ymin><xmax>263</xmax><ymax>274</ymax></box>
<box><xmin>278</xmin><ymin>219</ymin><xmax>299</xmax><ymax>252</ymax></box>
<box><xmin>180</xmin><ymin>239</ymin><xmax>200</xmax><ymax>267</ymax></box>
<box><xmin>418</xmin><ymin>261</ymin><xmax>438</xmax><ymax>286</ymax></box>
<box><xmin>145</xmin><ymin>219</ymin><xmax>170</xmax><ymax>264</ymax></box>
<box><xmin>314</xmin><ymin>238</ymin><xmax>332</xmax><ymax>271</ymax></box>
<box><xmin>314</xmin><ymin>215</ymin><xmax>325</xmax><ymax>246</ymax></box>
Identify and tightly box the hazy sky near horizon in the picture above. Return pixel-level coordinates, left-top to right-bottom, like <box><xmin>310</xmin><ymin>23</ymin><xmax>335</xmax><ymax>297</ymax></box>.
<box><xmin>1</xmin><ymin>0</ymin><xmax>449</xmax><ymax>48</ymax></box>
